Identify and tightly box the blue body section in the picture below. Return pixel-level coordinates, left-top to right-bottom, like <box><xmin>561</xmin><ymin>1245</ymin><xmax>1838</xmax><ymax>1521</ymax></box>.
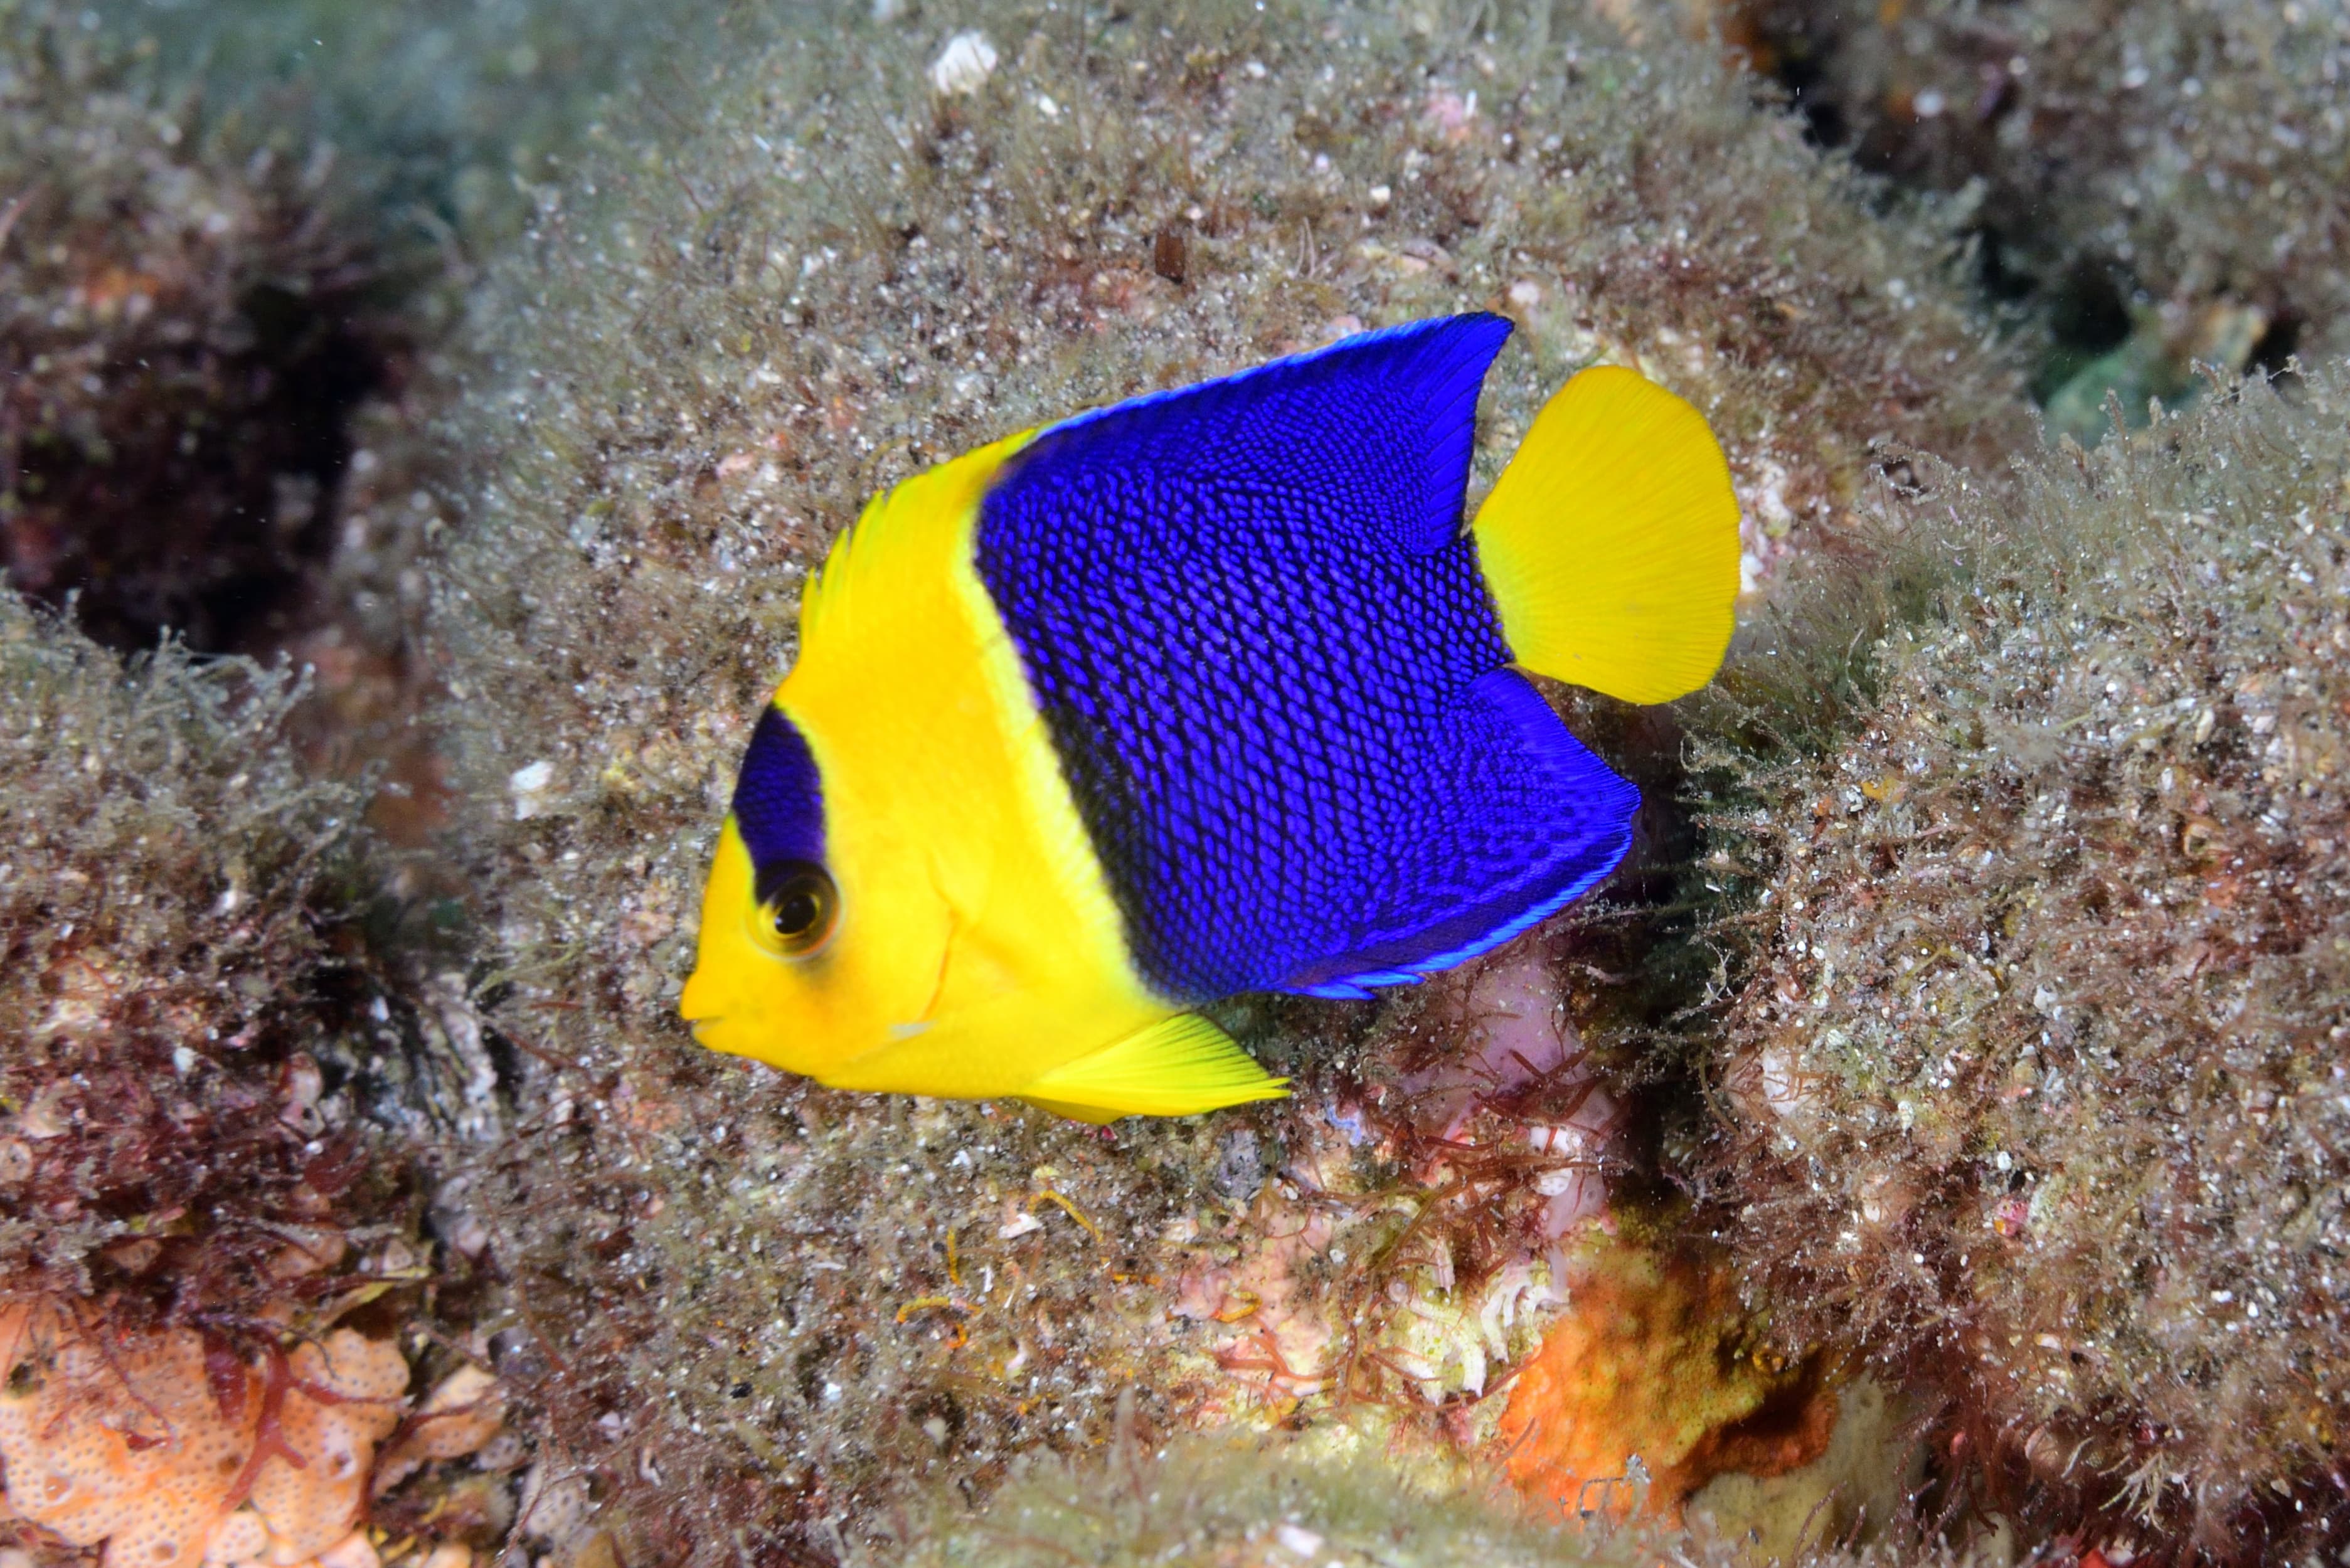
<box><xmin>733</xmin><ymin>706</ymin><xmax>826</xmax><ymax>895</ymax></box>
<box><xmin>973</xmin><ymin>315</ymin><xmax>1640</xmax><ymax>1003</ymax></box>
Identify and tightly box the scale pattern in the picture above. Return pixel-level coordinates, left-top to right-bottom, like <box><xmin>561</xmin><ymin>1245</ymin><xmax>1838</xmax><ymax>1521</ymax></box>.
<box><xmin>974</xmin><ymin>317</ymin><xmax>1639</xmax><ymax>1003</ymax></box>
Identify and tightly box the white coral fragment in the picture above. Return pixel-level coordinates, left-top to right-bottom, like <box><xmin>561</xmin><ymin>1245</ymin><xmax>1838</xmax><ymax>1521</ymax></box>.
<box><xmin>927</xmin><ymin>31</ymin><xmax>998</xmax><ymax>97</ymax></box>
<box><xmin>507</xmin><ymin>759</ymin><xmax>556</xmax><ymax>820</ymax></box>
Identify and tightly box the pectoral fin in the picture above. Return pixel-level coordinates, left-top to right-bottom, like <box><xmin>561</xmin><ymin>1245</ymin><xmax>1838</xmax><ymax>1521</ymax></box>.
<box><xmin>1018</xmin><ymin>1012</ymin><xmax>1288</xmax><ymax>1123</ymax></box>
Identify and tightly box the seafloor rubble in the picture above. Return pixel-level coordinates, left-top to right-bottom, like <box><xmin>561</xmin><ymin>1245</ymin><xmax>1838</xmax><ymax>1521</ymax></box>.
<box><xmin>1</xmin><ymin>0</ymin><xmax>2346</xmax><ymax>1563</ymax></box>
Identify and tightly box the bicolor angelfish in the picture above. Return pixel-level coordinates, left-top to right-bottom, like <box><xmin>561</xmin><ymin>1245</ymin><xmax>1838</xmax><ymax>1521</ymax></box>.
<box><xmin>680</xmin><ymin>314</ymin><xmax>1739</xmax><ymax>1120</ymax></box>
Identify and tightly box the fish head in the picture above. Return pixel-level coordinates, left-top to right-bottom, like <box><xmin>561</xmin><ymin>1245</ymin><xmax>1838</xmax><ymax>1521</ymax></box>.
<box><xmin>680</xmin><ymin>704</ymin><xmax>951</xmax><ymax>1078</ymax></box>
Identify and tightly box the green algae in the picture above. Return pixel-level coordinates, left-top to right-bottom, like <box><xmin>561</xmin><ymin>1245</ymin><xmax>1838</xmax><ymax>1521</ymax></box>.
<box><xmin>890</xmin><ymin>1407</ymin><xmax>1959</xmax><ymax>1567</ymax></box>
<box><xmin>891</xmin><ymin>1424</ymin><xmax>1686</xmax><ymax>1567</ymax></box>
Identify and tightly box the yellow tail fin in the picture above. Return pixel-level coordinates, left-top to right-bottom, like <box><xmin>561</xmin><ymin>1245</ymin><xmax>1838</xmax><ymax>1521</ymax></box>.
<box><xmin>1470</xmin><ymin>365</ymin><xmax>1740</xmax><ymax>704</ymax></box>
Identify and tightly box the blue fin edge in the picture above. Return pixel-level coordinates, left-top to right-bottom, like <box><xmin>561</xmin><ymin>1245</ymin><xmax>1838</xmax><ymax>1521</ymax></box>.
<box><xmin>1282</xmin><ymin>669</ymin><xmax>1639</xmax><ymax>997</ymax></box>
<box><xmin>1315</xmin><ymin>844</ymin><xmax>1629</xmax><ymax>996</ymax></box>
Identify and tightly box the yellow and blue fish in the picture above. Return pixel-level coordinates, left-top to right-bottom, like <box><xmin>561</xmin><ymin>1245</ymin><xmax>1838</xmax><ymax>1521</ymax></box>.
<box><xmin>680</xmin><ymin>314</ymin><xmax>1738</xmax><ymax>1121</ymax></box>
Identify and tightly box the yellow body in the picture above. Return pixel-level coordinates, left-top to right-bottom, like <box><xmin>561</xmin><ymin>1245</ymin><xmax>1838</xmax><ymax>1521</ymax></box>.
<box><xmin>681</xmin><ymin>354</ymin><xmax>1740</xmax><ymax>1121</ymax></box>
<box><xmin>679</xmin><ymin>432</ymin><xmax>1285</xmax><ymax>1117</ymax></box>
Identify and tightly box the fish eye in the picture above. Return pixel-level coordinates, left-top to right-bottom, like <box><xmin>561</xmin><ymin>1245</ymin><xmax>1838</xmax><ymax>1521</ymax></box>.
<box><xmin>750</xmin><ymin>862</ymin><xmax>837</xmax><ymax>957</ymax></box>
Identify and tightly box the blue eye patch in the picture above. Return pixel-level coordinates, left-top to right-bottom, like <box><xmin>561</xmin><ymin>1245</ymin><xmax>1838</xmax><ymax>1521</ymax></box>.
<box><xmin>731</xmin><ymin>706</ymin><xmax>825</xmax><ymax>886</ymax></box>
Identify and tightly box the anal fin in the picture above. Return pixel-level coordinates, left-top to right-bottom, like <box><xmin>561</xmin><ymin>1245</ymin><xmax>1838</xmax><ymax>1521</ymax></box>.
<box><xmin>1018</xmin><ymin>1013</ymin><xmax>1287</xmax><ymax>1123</ymax></box>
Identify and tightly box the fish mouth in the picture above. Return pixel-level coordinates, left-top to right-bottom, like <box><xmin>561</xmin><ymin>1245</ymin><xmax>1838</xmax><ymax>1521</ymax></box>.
<box><xmin>678</xmin><ymin>968</ymin><xmax>723</xmax><ymax>1025</ymax></box>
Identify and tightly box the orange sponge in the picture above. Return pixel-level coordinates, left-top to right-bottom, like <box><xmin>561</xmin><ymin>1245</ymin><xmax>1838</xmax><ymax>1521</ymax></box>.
<box><xmin>1497</xmin><ymin>1239</ymin><xmax>1835</xmax><ymax>1523</ymax></box>
<box><xmin>245</xmin><ymin>1332</ymin><xmax>409</xmax><ymax>1564</ymax></box>
<box><xmin>0</xmin><ymin>1305</ymin><xmax>252</xmax><ymax>1567</ymax></box>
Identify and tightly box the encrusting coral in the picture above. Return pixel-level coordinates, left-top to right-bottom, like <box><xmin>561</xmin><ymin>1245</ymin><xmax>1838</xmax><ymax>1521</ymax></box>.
<box><xmin>1706</xmin><ymin>367</ymin><xmax>2350</xmax><ymax>1554</ymax></box>
<box><xmin>0</xmin><ymin>1308</ymin><xmax>407</xmax><ymax>1568</ymax></box>
<box><xmin>425</xmin><ymin>0</ymin><xmax>2035</xmax><ymax>1555</ymax></box>
<box><xmin>0</xmin><ymin>1304</ymin><xmax>514</xmax><ymax>1568</ymax></box>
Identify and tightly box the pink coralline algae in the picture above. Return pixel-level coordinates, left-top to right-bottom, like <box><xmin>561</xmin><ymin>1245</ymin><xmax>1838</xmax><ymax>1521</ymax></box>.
<box><xmin>1401</xmin><ymin>946</ymin><xmax>1622</xmax><ymax>1244</ymax></box>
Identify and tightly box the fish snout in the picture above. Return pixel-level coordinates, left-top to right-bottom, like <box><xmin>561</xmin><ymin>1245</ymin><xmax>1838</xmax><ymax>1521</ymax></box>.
<box><xmin>678</xmin><ymin>965</ymin><xmax>725</xmax><ymax>1025</ymax></box>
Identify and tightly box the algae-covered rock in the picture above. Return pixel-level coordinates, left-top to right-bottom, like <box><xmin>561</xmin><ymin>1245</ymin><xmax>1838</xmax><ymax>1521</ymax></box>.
<box><xmin>0</xmin><ymin>0</ymin><xmax>720</xmax><ymax>816</ymax></box>
<box><xmin>428</xmin><ymin>0</ymin><xmax>2029</xmax><ymax>1556</ymax></box>
<box><xmin>87</xmin><ymin>0</ymin><xmax>733</xmax><ymax>263</ymax></box>
<box><xmin>1738</xmin><ymin>0</ymin><xmax>2350</xmax><ymax>372</ymax></box>
<box><xmin>1711</xmin><ymin>368</ymin><xmax>2350</xmax><ymax>1552</ymax></box>
<box><xmin>0</xmin><ymin>0</ymin><xmax>388</xmax><ymax>652</ymax></box>
<box><xmin>890</xmin><ymin>1418</ymin><xmax>1937</xmax><ymax>1568</ymax></box>
<box><xmin>0</xmin><ymin>586</ymin><xmax>518</xmax><ymax>1560</ymax></box>
<box><xmin>0</xmin><ymin>590</ymin><xmax>470</xmax><ymax>1315</ymax></box>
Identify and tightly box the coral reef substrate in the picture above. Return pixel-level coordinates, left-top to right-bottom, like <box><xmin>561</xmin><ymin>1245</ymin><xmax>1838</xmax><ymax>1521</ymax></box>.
<box><xmin>1713</xmin><ymin>368</ymin><xmax>2350</xmax><ymax>1552</ymax></box>
<box><xmin>1733</xmin><ymin>0</ymin><xmax>2347</xmax><ymax>425</ymax></box>
<box><xmin>0</xmin><ymin>1</ymin><xmax>387</xmax><ymax>653</ymax></box>
<box><xmin>423</xmin><ymin>0</ymin><xmax>2034</xmax><ymax>1554</ymax></box>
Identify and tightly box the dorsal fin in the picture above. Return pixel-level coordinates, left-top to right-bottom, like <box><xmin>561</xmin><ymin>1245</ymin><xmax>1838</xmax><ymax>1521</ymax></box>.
<box><xmin>997</xmin><ymin>313</ymin><xmax>1513</xmax><ymax>557</ymax></box>
<box><xmin>796</xmin><ymin>428</ymin><xmax>1036</xmax><ymax>657</ymax></box>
